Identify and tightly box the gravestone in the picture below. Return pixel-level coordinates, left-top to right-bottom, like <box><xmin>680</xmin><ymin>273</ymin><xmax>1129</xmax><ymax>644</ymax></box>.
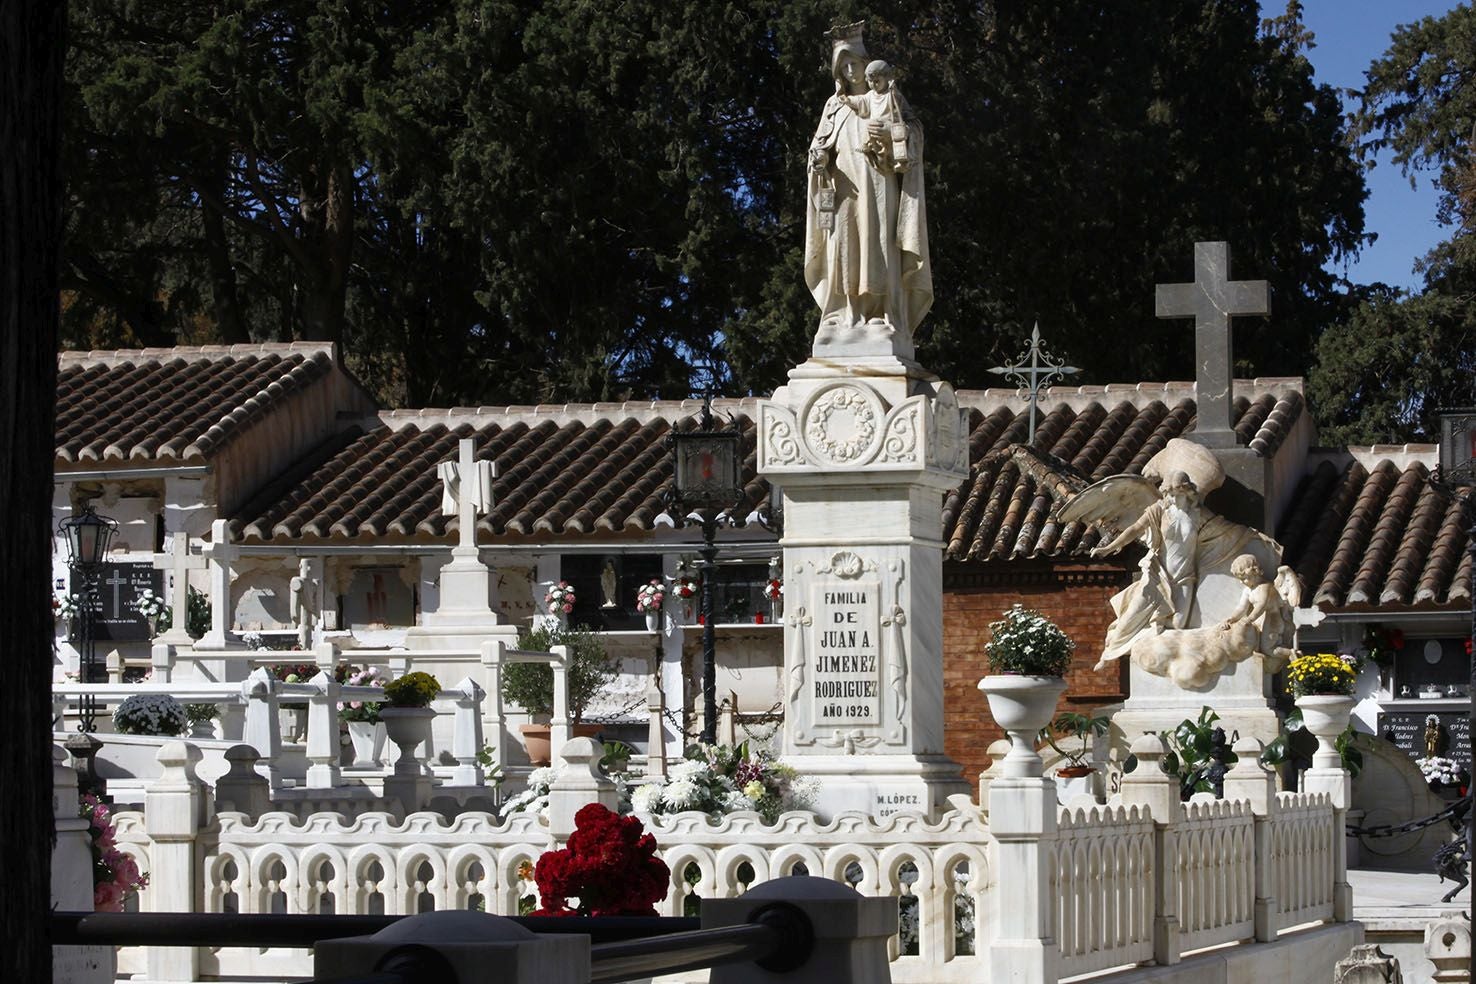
<box><xmin>73</xmin><ymin>562</ymin><xmax>160</xmax><ymax>642</ymax></box>
<box><xmin>759</xmin><ymin>22</ymin><xmax>969</xmax><ymax>819</ymax></box>
<box><xmin>1379</xmin><ymin>709</ymin><xmax>1471</xmax><ymax>772</ymax></box>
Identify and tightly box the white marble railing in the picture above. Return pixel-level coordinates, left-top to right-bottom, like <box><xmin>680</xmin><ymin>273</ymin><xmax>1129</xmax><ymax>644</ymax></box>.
<box><xmin>1270</xmin><ymin>790</ymin><xmax>1337</xmax><ymax>931</ymax></box>
<box><xmin>1175</xmin><ymin>798</ymin><xmax>1255</xmax><ymax>952</ymax></box>
<box><xmin>1053</xmin><ymin>803</ymin><xmax>1155</xmax><ymax>978</ymax></box>
<box><xmin>645</xmin><ymin>808</ymin><xmax>989</xmax><ymax>983</ymax></box>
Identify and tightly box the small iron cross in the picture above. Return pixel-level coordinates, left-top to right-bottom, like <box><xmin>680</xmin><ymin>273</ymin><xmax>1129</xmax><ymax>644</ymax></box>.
<box><xmin>988</xmin><ymin>323</ymin><xmax>1079</xmax><ymax>444</ymax></box>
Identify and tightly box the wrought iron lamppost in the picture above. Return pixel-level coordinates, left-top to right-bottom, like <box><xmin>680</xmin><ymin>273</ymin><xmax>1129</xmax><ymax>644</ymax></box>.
<box><xmin>667</xmin><ymin>396</ymin><xmax>743</xmax><ymax>745</ymax></box>
<box><xmin>58</xmin><ymin>503</ymin><xmax>118</xmax><ymax>733</ymax></box>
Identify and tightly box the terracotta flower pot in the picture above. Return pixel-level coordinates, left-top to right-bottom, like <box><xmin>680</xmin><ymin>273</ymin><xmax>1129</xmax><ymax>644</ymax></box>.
<box><xmin>978</xmin><ymin>674</ymin><xmax>1067</xmax><ymax>778</ymax></box>
<box><xmin>520</xmin><ymin>723</ymin><xmax>552</xmax><ymax>766</ymax></box>
<box><xmin>1056</xmin><ymin>765</ymin><xmax>1095</xmax><ymax>779</ymax></box>
<box><xmin>1295</xmin><ymin>693</ymin><xmax>1356</xmax><ymax>770</ymax></box>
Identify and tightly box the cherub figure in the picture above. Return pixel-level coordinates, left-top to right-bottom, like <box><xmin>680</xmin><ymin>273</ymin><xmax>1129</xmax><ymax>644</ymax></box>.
<box><xmin>835</xmin><ymin>59</ymin><xmax>912</xmax><ymax>171</ymax></box>
<box><xmin>1218</xmin><ymin>553</ymin><xmax>1298</xmax><ymax>669</ymax></box>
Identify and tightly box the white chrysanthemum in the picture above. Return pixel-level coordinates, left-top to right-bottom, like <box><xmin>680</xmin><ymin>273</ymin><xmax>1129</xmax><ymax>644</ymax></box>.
<box><xmin>667</xmin><ymin>759</ymin><xmax>706</xmax><ymax>782</ymax></box>
<box><xmin>526</xmin><ymin>766</ymin><xmax>556</xmax><ymax>787</ymax></box>
<box><xmin>631</xmin><ymin>784</ymin><xmax>665</xmax><ymax>814</ymax></box>
<box><xmin>664</xmin><ymin>778</ymin><xmax>701</xmax><ymax>809</ymax></box>
<box><xmin>743</xmin><ymin>780</ymin><xmax>766</xmax><ymax>801</ymax></box>
<box><xmin>722</xmin><ymin>791</ymin><xmax>751</xmax><ymax>812</ymax></box>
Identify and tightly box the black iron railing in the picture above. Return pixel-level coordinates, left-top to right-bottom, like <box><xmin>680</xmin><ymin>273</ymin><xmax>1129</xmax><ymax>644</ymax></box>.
<box><xmin>51</xmin><ymin>904</ymin><xmax>815</xmax><ymax>984</ymax></box>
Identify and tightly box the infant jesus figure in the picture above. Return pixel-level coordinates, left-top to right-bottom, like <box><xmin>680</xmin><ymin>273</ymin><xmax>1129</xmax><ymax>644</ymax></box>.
<box><xmin>837</xmin><ymin>58</ymin><xmax>912</xmax><ymax>172</ymax></box>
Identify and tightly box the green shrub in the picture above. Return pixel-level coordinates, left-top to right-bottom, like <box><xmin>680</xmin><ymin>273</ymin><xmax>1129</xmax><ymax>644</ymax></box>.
<box><xmin>502</xmin><ymin>627</ymin><xmax>616</xmax><ymax>723</ymax></box>
<box><xmin>984</xmin><ymin>604</ymin><xmax>1074</xmax><ymax>676</ymax></box>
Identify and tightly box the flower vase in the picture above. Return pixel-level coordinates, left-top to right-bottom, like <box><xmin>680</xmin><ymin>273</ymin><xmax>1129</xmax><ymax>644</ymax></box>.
<box><xmin>977</xmin><ymin>675</ymin><xmax>1068</xmax><ymax>778</ymax></box>
<box><xmin>278</xmin><ymin>706</ymin><xmax>308</xmax><ymax>743</ymax></box>
<box><xmin>645</xmin><ymin>611</ymin><xmax>661</xmax><ymax>632</ymax></box>
<box><xmin>347</xmin><ymin>720</ymin><xmax>387</xmax><ymax>768</ymax></box>
<box><xmin>1295</xmin><ymin>694</ymin><xmax>1356</xmax><ymax>770</ymax></box>
<box><xmin>379</xmin><ymin>707</ymin><xmax>436</xmax><ymax>777</ymax></box>
<box><xmin>189</xmin><ymin>718</ymin><xmax>215</xmax><ymax>739</ymax></box>
<box><xmin>146</xmin><ymin>615</ymin><xmax>159</xmax><ymax>639</ymax></box>
<box><xmin>520</xmin><ymin>723</ymin><xmax>553</xmax><ymax>766</ymax></box>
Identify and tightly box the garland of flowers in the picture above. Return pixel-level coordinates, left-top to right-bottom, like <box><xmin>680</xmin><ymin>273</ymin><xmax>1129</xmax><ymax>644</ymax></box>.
<box><xmin>529</xmin><ymin>803</ymin><xmax>669</xmax><ymax>916</ymax></box>
<box><xmin>634</xmin><ymin>579</ymin><xmax>666</xmax><ymax>614</ymax></box>
<box><xmin>545</xmin><ymin>581</ymin><xmax>576</xmax><ymax>616</ymax></box>
<box><xmin>1286</xmin><ymin>652</ymin><xmax>1358</xmax><ymax>697</ymax></box>
<box><xmin>81</xmin><ymin>793</ymin><xmax>148</xmax><ymax>911</ymax></box>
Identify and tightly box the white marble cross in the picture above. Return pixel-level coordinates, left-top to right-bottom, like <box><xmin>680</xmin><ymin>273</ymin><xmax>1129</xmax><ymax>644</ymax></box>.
<box><xmin>439</xmin><ymin>438</ymin><xmax>496</xmax><ymax>555</ymax></box>
<box><xmin>1155</xmin><ymin>241</ymin><xmax>1270</xmax><ymax>449</ymax></box>
<box><xmin>153</xmin><ymin>532</ymin><xmax>207</xmax><ymax>643</ymax></box>
<box><xmin>199</xmin><ymin>518</ymin><xmax>237</xmax><ymax>648</ymax></box>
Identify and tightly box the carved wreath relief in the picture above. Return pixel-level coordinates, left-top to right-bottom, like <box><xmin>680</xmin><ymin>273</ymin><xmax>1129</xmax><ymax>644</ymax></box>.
<box><xmin>804</xmin><ymin>384</ymin><xmax>881</xmax><ymax>464</ymax></box>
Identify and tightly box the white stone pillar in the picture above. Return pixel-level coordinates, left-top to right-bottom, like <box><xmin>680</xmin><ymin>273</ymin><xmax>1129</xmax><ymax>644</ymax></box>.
<box><xmin>52</xmin><ymin>747</ymin><xmax>115</xmax><ymax>984</ymax></box>
<box><xmin>450</xmin><ymin>676</ymin><xmax>486</xmax><ymax>786</ymax></box>
<box><xmin>1425</xmin><ymin>913</ymin><xmax>1471</xmax><ymax>983</ymax></box>
<box><xmin>144</xmin><ymin>742</ymin><xmax>204</xmax><ymax>983</ymax></box>
<box><xmin>759</xmin><ymin>365</ymin><xmax>970</xmax><ymax>819</ymax></box>
<box><xmin>547</xmin><ymin>738</ymin><xmax>617</xmax><ymax>845</ymax></box>
<box><xmin>1302</xmin><ymin>759</ymin><xmax>1353</xmax><ymax>922</ymax></box>
<box><xmin>479</xmin><ymin>640</ymin><xmax>507</xmax><ymax>776</ymax></box>
<box><xmin>1222</xmin><ymin>736</ymin><xmax>1279</xmax><ymax>942</ymax></box>
<box><xmin>549</xmin><ymin>645</ymin><xmax>571</xmax><ymax>756</ymax></box>
<box><xmin>1118</xmin><ymin>734</ymin><xmax>1182</xmax><ymax>965</ymax></box>
<box><xmin>987</xmin><ymin>776</ymin><xmax>1060</xmax><ymax>984</ymax></box>
<box><xmin>241</xmin><ymin>668</ymin><xmax>283</xmax><ymax>788</ymax></box>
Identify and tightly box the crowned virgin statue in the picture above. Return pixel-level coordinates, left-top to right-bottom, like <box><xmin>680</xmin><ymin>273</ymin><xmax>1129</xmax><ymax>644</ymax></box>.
<box><xmin>804</xmin><ymin>22</ymin><xmax>932</xmax><ymax>361</ymax></box>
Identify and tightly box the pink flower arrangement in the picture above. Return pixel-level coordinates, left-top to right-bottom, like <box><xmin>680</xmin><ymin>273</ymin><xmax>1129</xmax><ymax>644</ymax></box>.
<box><xmin>545</xmin><ymin>581</ymin><xmax>576</xmax><ymax>615</ymax></box>
<box><xmin>81</xmin><ymin>793</ymin><xmax>148</xmax><ymax>911</ymax></box>
<box><xmin>635</xmin><ymin>579</ymin><xmax>666</xmax><ymax>614</ymax></box>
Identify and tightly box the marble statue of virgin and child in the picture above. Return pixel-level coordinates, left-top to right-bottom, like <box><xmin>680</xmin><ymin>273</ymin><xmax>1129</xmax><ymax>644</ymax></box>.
<box><xmin>805</xmin><ymin>22</ymin><xmax>932</xmax><ymax>361</ymax></box>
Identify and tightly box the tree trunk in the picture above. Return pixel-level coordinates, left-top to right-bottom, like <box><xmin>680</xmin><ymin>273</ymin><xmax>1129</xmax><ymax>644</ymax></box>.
<box><xmin>296</xmin><ymin>160</ymin><xmax>352</xmax><ymax>344</ymax></box>
<box><xmin>0</xmin><ymin>0</ymin><xmax>65</xmax><ymax>979</ymax></box>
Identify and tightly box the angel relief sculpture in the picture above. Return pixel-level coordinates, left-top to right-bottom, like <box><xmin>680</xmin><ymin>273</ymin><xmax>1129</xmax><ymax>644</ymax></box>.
<box><xmin>1054</xmin><ymin>438</ymin><xmax>1302</xmax><ymax>689</ymax></box>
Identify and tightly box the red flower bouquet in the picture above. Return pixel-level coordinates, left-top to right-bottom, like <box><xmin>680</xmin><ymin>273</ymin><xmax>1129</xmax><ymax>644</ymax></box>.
<box><xmin>531</xmin><ymin>803</ymin><xmax>669</xmax><ymax>916</ymax></box>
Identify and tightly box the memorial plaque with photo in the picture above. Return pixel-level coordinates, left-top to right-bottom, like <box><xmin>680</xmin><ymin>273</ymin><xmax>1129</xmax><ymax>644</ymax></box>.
<box><xmin>811</xmin><ymin>579</ymin><xmax>882</xmax><ymax>726</ymax></box>
<box><xmin>72</xmin><ymin>562</ymin><xmax>161</xmax><ymax>642</ymax></box>
<box><xmin>1379</xmin><ymin>709</ymin><xmax>1472</xmax><ymax>771</ymax></box>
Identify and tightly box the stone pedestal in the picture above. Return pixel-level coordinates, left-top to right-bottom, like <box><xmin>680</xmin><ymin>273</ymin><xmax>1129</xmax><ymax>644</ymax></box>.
<box><xmin>1113</xmin><ymin>656</ymin><xmax>1282</xmax><ymax>748</ymax></box>
<box><xmin>759</xmin><ymin>359</ymin><xmax>970</xmax><ymax>819</ymax></box>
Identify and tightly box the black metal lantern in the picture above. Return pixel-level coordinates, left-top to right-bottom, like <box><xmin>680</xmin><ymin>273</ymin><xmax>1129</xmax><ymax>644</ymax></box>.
<box><xmin>59</xmin><ymin>506</ymin><xmax>118</xmax><ymax>572</ymax></box>
<box><xmin>58</xmin><ymin>504</ymin><xmax>117</xmax><ymax>733</ymax></box>
<box><xmin>667</xmin><ymin>397</ymin><xmax>743</xmax><ymax>744</ymax></box>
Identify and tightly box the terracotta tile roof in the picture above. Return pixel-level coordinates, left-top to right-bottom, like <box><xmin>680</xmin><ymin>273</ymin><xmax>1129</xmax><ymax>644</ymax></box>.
<box><xmin>55</xmin><ymin>343</ymin><xmax>341</xmax><ymax>464</ymax></box>
<box><xmin>942</xmin><ymin>381</ymin><xmax>1306</xmax><ymax>562</ymax></box>
<box><xmin>232</xmin><ymin>400</ymin><xmax>769</xmax><ymax>542</ymax></box>
<box><xmin>1281</xmin><ymin>449</ymin><xmax>1473</xmax><ymax>610</ymax></box>
<box><xmin>230</xmin><ymin>381</ymin><xmax>1305</xmax><ymax>551</ymax></box>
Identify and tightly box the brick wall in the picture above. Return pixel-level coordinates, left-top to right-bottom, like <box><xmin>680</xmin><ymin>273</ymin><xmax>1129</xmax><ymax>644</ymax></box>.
<box><xmin>942</xmin><ymin>562</ymin><xmax>1130</xmax><ymax>791</ymax></box>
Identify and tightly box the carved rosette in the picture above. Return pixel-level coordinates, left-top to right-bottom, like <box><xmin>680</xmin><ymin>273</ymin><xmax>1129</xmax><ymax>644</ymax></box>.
<box><xmin>757</xmin><ymin>380</ymin><xmax>968</xmax><ymax>477</ymax></box>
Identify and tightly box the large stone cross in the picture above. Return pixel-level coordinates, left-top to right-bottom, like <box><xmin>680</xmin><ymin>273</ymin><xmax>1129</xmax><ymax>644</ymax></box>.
<box><xmin>198</xmin><ymin>518</ymin><xmax>238</xmax><ymax>648</ymax></box>
<box><xmin>1155</xmin><ymin>241</ymin><xmax>1270</xmax><ymax>449</ymax></box>
<box><xmin>153</xmin><ymin>531</ymin><xmax>207</xmax><ymax>644</ymax></box>
<box><xmin>438</xmin><ymin>437</ymin><xmax>496</xmax><ymax>558</ymax></box>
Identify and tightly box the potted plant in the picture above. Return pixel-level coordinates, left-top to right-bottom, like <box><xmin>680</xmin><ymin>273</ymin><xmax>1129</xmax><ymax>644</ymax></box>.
<box><xmin>503</xmin><ymin>627</ymin><xmax>617</xmax><ymax>765</ymax></box>
<box><xmin>1287</xmin><ymin>651</ymin><xmax>1359</xmax><ymax>770</ymax></box>
<box><xmin>338</xmin><ymin>665</ymin><xmax>387</xmax><ymax>767</ymax></box>
<box><xmin>634</xmin><ymin>579</ymin><xmax>665</xmax><ymax>632</ymax></box>
<box><xmin>1039</xmin><ymin>710</ymin><xmax>1109</xmax><ymax>778</ymax></box>
<box><xmin>184</xmin><ymin>702</ymin><xmax>218</xmax><ymax>739</ymax></box>
<box><xmin>113</xmin><ymin>693</ymin><xmax>188</xmax><ymax>736</ymax></box>
<box><xmin>379</xmin><ymin>670</ymin><xmax>442</xmax><ymax>776</ymax></box>
<box><xmin>976</xmin><ymin>604</ymin><xmax>1074</xmax><ymax>778</ymax></box>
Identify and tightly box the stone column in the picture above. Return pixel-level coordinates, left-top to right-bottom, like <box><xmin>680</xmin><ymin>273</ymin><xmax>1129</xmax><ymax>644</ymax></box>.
<box><xmin>145</xmin><ymin>742</ymin><xmax>204</xmax><ymax>983</ymax></box>
<box><xmin>759</xmin><ymin>362</ymin><xmax>969</xmax><ymax>819</ymax></box>
<box><xmin>987</xmin><ymin>774</ymin><xmax>1060</xmax><ymax>984</ymax></box>
<box><xmin>1302</xmin><ymin>757</ymin><xmax>1353</xmax><ymax>922</ymax></box>
<box><xmin>1118</xmin><ymin>734</ymin><xmax>1181</xmax><ymax>965</ymax></box>
<box><xmin>450</xmin><ymin>676</ymin><xmax>486</xmax><ymax>786</ymax></box>
<box><xmin>547</xmin><ymin>737</ymin><xmax>617</xmax><ymax>846</ymax></box>
<box><xmin>1221</xmin><ymin>736</ymin><xmax>1279</xmax><ymax>942</ymax></box>
<box><xmin>52</xmin><ymin>746</ymin><xmax>115</xmax><ymax>984</ymax></box>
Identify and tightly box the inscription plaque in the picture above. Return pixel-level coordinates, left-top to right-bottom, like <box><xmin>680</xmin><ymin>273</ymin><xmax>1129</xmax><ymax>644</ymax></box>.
<box><xmin>1379</xmin><ymin>709</ymin><xmax>1472</xmax><ymax>771</ymax></box>
<box><xmin>812</xmin><ymin>579</ymin><xmax>881</xmax><ymax>725</ymax></box>
<box><xmin>71</xmin><ymin>562</ymin><xmax>161</xmax><ymax>642</ymax></box>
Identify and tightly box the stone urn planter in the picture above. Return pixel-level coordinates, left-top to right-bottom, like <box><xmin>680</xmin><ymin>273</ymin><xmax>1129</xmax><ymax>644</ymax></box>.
<box><xmin>346</xmin><ymin>720</ymin><xmax>387</xmax><ymax>768</ymax></box>
<box><xmin>379</xmin><ymin>707</ymin><xmax>435</xmax><ymax>777</ymax></box>
<box><xmin>1295</xmin><ymin>693</ymin><xmax>1356</xmax><ymax>769</ymax></box>
<box><xmin>978</xmin><ymin>675</ymin><xmax>1068</xmax><ymax>778</ymax></box>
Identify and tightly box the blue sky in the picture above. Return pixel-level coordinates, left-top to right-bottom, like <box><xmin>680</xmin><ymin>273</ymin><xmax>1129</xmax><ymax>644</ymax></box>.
<box><xmin>1295</xmin><ymin>0</ymin><xmax>1463</xmax><ymax>291</ymax></box>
